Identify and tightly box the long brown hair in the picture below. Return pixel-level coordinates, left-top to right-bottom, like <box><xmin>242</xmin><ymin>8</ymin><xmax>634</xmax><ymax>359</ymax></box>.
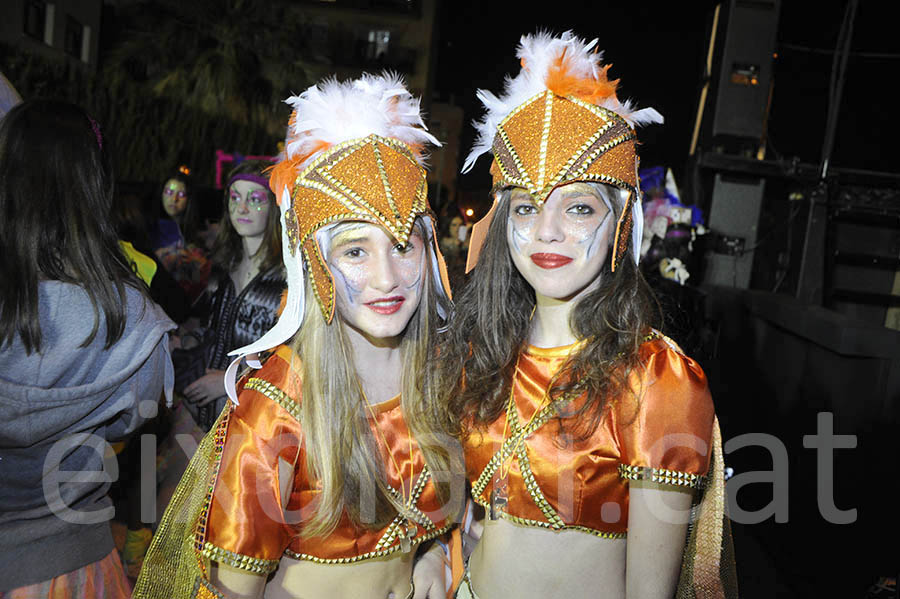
<box><xmin>0</xmin><ymin>99</ymin><xmax>145</xmax><ymax>354</ymax></box>
<box><xmin>437</xmin><ymin>185</ymin><xmax>660</xmax><ymax>440</ymax></box>
<box><xmin>210</xmin><ymin>160</ymin><xmax>281</xmax><ymax>272</ymax></box>
<box><xmin>291</xmin><ymin>218</ymin><xmax>460</xmax><ymax>537</ymax></box>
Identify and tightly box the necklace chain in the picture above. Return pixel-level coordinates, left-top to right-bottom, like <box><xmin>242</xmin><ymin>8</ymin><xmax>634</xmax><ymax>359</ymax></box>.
<box><xmin>358</xmin><ymin>383</ymin><xmax>415</xmax><ymax>511</ymax></box>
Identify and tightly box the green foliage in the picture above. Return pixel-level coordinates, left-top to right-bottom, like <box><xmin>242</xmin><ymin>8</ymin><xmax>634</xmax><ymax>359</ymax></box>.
<box><xmin>2</xmin><ymin>42</ymin><xmax>279</xmax><ymax>185</ymax></box>
<box><xmin>1</xmin><ymin>0</ymin><xmax>314</xmax><ymax>185</ymax></box>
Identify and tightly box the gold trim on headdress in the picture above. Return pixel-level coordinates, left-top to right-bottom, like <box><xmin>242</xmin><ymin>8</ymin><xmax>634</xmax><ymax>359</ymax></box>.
<box><xmin>462</xmin><ymin>31</ymin><xmax>663</xmax><ymax>273</ymax></box>
<box><xmin>282</xmin><ymin>134</ymin><xmax>431</xmax><ymax>320</ymax></box>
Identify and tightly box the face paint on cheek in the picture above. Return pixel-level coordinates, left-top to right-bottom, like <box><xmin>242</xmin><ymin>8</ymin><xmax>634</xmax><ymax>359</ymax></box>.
<box><xmin>581</xmin><ymin>210</ymin><xmax>613</xmax><ymax>262</ymax></box>
<box><xmin>507</xmin><ymin>217</ymin><xmax>532</xmax><ymax>257</ymax></box>
<box><xmin>330</xmin><ymin>261</ymin><xmax>366</xmax><ymax>306</ymax></box>
<box><xmin>397</xmin><ymin>247</ymin><xmax>425</xmax><ymax>296</ymax></box>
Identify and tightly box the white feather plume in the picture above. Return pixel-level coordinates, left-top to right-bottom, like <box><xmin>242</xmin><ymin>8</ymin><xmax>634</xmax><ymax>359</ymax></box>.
<box><xmin>284</xmin><ymin>72</ymin><xmax>439</xmax><ymax>171</ymax></box>
<box><xmin>462</xmin><ymin>31</ymin><xmax>663</xmax><ymax>173</ymax></box>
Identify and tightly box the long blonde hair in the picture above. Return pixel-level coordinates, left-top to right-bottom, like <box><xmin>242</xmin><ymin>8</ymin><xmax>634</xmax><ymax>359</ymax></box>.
<box><xmin>290</xmin><ymin>218</ymin><xmax>459</xmax><ymax>538</ymax></box>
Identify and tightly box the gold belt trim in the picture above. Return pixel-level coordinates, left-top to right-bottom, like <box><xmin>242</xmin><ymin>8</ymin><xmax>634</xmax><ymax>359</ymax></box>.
<box><xmin>283</xmin><ymin>523</ymin><xmax>453</xmax><ymax>564</ymax></box>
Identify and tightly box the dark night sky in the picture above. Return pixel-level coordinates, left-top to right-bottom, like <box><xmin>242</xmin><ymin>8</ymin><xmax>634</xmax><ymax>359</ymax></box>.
<box><xmin>434</xmin><ymin>1</ymin><xmax>899</xmax><ymax>192</ymax></box>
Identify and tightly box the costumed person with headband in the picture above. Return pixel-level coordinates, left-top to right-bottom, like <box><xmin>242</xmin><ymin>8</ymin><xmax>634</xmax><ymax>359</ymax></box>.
<box><xmin>436</xmin><ymin>32</ymin><xmax>736</xmax><ymax>599</ymax></box>
<box><xmin>174</xmin><ymin>158</ymin><xmax>286</xmax><ymax>434</ymax></box>
<box><xmin>150</xmin><ymin>167</ymin><xmax>212</xmax><ymax>303</ymax></box>
<box><xmin>134</xmin><ymin>73</ymin><xmax>464</xmax><ymax>599</ymax></box>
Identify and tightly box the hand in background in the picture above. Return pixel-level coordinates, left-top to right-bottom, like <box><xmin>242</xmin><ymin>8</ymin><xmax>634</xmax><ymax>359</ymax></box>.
<box><xmin>183</xmin><ymin>369</ymin><xmax>226</xmax><ymax>406</ymax></box>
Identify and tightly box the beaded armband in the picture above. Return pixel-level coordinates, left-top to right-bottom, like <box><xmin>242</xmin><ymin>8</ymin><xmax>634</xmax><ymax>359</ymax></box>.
<box><xmin>618</xmin><ymin>464</ymin><xmax>707</xmax><ymax>490</ymax></box>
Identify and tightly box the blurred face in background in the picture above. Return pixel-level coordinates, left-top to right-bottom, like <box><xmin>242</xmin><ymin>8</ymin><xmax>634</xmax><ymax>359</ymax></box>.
<box><xmin>161</xmin><ymin>178</ymin><xmax>187</xmax><ymax>217</ymax></box>
<box><xmin>449</xmin><ymin>216</ymin><xmax>463</xmax><ymax>241</ymax></box>
<box><xmin>228</xmin><ymin>180</ymin><xmax>271</xmax><ymax>239</ymax></box>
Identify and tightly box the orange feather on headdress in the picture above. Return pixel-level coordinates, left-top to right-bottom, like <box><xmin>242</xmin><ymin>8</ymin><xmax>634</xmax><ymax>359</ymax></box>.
<box><xmin>544</xmin><ymin>50</ymin><xmax>619</xmax><ymax>104</ymax></box>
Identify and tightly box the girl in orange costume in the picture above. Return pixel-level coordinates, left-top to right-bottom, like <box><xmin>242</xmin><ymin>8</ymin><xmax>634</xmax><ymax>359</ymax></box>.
<box><xmin>437</xmin><ymin>32</ymin><xmax>736</xmax><ymax>599</ymax></box>
<box><xmin>135</xmin><ymin>73</ymin><xmax>463</xmax><ymax>599</ymax></box>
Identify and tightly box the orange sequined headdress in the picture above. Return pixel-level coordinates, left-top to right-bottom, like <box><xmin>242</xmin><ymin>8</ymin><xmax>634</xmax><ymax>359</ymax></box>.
<box><xmin>223</xmin><ymin>73</ymin><xmax>449</xmax><ymax>402</ymax></box>
<box><xmin>462</xmin><ymin>31</ymin><xmax>664</xmax><ymax>272</ymax></box>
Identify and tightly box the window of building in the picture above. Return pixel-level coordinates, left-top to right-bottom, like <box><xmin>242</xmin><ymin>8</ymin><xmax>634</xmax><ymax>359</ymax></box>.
<box><xmin>64</xmin><ymin>15</ymin><xmax>82</xmax><ymax>58</ymax></box>
<box><xmin>23</xmin><ymin>1</ymin><xmax>47</xmax><ymax>42</ymax></box>
<box><xmin>366</xmin><ymin>30</ymin><xmax>390</xmax><ymax>62</ymax></box>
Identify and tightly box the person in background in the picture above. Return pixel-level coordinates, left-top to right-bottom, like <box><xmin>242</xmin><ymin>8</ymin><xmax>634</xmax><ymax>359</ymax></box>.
<box><xmin>107</xmin><ymin>190</ymin><xmax>190</xmax><ymax>578</ymax></box>
<box><xmin>150</xmin><ymin>168</ymin><xmax>199</xmax><ymax>251</ymax></box>
<box><xmin>180</xmin><ymin>158</ymin><xmax>286</xmax><ymax>426</ymax></box>
<box><xmin>439</xmin><ymin>214</ymin><xmax>468</xmax><ymax>259</ymax></box>
<box><xmin>149</xmin><ymin>167</ymin><xmax>212</xmax><ymax>302</ymax></box>
<box><xmin>0</xmin><ymin>99</ymin><xmax>175</xmax><ymax>597</ymax></box>
<box><xmin>113</xmin><ymin>191</ymin><xmax>191</xmax><ymax>325</ymax></box>
<box><xmin>438</xmin><ymin>32</ymin><xmax>736</xmax><ymax>599</ymax></box>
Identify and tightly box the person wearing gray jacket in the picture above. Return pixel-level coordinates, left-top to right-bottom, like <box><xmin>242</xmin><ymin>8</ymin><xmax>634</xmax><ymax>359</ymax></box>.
<box><xmin>0</xmin><ymin>99</ymin><xmax>175</xmax><ymax>596</ymax></box>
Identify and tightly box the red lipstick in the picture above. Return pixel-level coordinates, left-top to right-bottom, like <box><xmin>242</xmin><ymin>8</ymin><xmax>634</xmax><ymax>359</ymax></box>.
<box><xmin>365</xmin><ymin>296</ymin><xmax>405</xmax><ymax>315</ymax></box>
<box><xmin>530</xmin><ymin>253</ymin><xmax>573</xmax><ymax>269</ymax></box>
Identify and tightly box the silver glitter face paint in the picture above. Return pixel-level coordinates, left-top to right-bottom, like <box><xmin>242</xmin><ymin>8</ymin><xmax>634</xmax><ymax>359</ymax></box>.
<box><xmin>326</xmin><ymin>221</ymin><xmax>426</xmax><ymax>341</ymax></box>
<box><xmin>505</xmin><ymin>182</ymin><xmax>616</xmax><ymax>302</ymax></box>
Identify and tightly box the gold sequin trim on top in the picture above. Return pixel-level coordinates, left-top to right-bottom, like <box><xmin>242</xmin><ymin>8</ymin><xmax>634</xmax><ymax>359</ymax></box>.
<box><xmin>471</xmin><ymin>332</ymin><xmax>663</xmax><ymax>537</ymax></box>
<box><xmin>193</xmin><ymin>408</ymin><xmax>232</xmax><ymax>576</ymax></box>
<box><xmin>618</xmin><ymin>464</ymin><xmax>707</xmax><ymax>490</ymax></box>
<box><xmin>374</xmin><ymin>465</ymin><xmax>436</xmax><ymax>552</ymax></box>
<box><xmin>470</xmin><ymin>493</ymin><xmax>627</xmax><ymax>540</ymax></box>
<box><xmin>283</xmin><ymin>524</ymin><xmax>453</xmax><ymax>564</ymax></box>
<box><xmin>471</xmin><ymin>395</ymin><xmax>569</xmax><ymax>529</ymax></box>
<box><xmin>244</xmin><ymin>377</ymin><xmax>301</xmax><ymax>422</ymax></box>
<box><xmin>384</xmin><ymin>467</ymin><xmax>438</xmax><ymax>534</ymax></box>
<box><xmin>192</xmin><ymin>576</ymin><xmax>225</xmax><ymax>599</ymax></box>
<box><xmin>200</xmin><ymin>542</ymin><xmax>280</xmax><ymax>575</ymax></box>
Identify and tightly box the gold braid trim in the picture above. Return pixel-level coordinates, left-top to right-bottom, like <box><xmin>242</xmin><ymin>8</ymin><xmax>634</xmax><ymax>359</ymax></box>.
<box><xmin>200</xmin><ymin>542</ymin><xmax>280</xmax><ymax>575</ymax></box>
<box><xmin>384</xmin><ymin>466</ymin><xmax>438</xmax><ymax>532</ymax></box>
<box><xmin>133</xmin><ymin>408</ymin><xmax>232</xmax><ymax>598</ymax></box>
<box><xmin>284</xmin><ymin>524</ymin><xmax>454</xmax><ymax>564</ymax></box>
<box><xmin>191</xmin><ymin>577</ymin><xmax>225</xmax><ymax>599</ymax></box>
<box><xmin>515</xmin><ymin>441</ymin><xmax>566</xmax><ymax>529</ymax></box>
<box><xmin>618</xmin><ymin>464</ymin><xmax>708</xmax><ymax>490</ymax></box>
<box><xmin>244</xmin><ymin>377</ymin><xmax>301</xmax><ymax>422</ymax></box>
<box><xmin>471</xmin><ymin>494</ymin><xmax>626</xmax><ymax>540</ymax></box>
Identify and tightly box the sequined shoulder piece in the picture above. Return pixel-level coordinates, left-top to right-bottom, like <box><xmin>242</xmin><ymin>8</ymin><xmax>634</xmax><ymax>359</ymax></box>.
<box><xmin>239</xmin><ymin>345</ymin><xmax>302</xmax><ymax>422</ymax></box>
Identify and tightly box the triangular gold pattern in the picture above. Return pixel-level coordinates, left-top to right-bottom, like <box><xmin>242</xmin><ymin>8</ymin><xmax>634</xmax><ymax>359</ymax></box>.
<box><xmin>288</xmin><ymin>134</ymin><xmax>432</xmax><ymax>321</ymax></box>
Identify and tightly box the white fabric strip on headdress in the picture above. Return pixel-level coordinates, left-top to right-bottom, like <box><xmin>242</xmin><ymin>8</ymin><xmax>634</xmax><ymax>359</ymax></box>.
<box><xmin>624</xmin><ymin>187</ymin><xmax>643</xmax><ymax>265</ymax></box>
<box><xmin>420</xmin><ymin>215</ymin><xmax>451</xmax><ymax>323</ymax></box>
<box><xmin>224</xmin><ymin>186</ymin><xmax>305</xmax><ymax>404</ymax></box>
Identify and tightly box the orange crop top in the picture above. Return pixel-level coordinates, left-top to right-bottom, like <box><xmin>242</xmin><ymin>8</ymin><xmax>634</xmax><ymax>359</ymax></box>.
<box><xmin>463</xmin><ymin>335</ymin><xmax>715</xmax><ymax>539</ymax></box>
<box><xmin>197</xmin><ymin>346</ymin><xmax>453</xmax><ymax>575</ymax></box>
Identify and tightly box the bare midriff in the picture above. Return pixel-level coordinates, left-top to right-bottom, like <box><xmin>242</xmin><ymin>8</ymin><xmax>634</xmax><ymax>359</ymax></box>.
<box><xmin>469</xmin><ymin>518</ymin><xmax>626</xmax><ymax>599</ymax></box>
<box><xmin>262</xmin><ymin>551</ymin><xmax>413</xmax><ymax>599</ymax></box>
